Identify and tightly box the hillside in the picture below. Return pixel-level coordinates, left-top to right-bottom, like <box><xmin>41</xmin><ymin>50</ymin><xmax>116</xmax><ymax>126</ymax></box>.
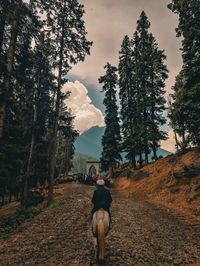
<box><xmin>115</xmin><ymin>148</ymin><xmax>200</xmax><ymax>220</ymax></box>
<box><xmin>74</xmin><ymin>126</ymin><xmax>171</xmax><ymax>159</ymax></box>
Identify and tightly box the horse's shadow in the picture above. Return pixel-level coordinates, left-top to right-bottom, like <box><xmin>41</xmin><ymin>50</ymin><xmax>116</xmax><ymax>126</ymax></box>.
<box><xmin>89</xmin><ymin>248</ymin><xmax>108</xmax><ymax>265</ymax></box>
<box><xmin>96</xmin><ymin>258</ymin><xmax>108</xmax><ymax>266</ymax></box>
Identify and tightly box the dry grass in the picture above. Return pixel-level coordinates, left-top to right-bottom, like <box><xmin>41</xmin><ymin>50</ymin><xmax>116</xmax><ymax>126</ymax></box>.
<box><xmin>114</xmin><ymin>148</ymin><xmax>200</xmax><ymax>221</ymax></box>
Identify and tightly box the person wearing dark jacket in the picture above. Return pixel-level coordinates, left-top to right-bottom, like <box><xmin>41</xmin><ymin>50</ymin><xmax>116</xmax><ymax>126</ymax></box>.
<box><xmin>91</xmin><ymin>179</ymin><xmax>112</xmax><ymax>225</ymax></box>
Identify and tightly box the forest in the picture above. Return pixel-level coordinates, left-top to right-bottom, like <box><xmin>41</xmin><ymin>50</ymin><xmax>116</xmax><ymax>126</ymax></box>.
<box><xmin>0</xmin><ymin>0</ymin><xmax>92</xmax><ymax>205</ymax></box>
<box><xmin>0</xmin><ymin>0</ymin><xmax>200</xmax><ymax>207</ymax></box>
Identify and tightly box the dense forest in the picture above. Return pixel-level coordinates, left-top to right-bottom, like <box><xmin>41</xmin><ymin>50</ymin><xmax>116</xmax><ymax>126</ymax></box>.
<box><xmin>0</xmin><ymin>0</ymin><xmax>92</xmax><ymax>205</ymax></box>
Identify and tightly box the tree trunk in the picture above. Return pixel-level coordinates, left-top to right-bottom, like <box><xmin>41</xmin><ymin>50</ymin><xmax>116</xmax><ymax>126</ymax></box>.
<box><xmin>0</xmin><ymin>14</ymin><xmax>6</xmax><ymax>78</ymax></box>
<box><xmin>108</xmin><ymin>165</ymin><xmax>113</xmax><ymax>179</ymax></box>
<box><xmin>0</xmin><ymin>0</ymin><xmax>7</xmax><ymax>66</ymax></box>
<box><xmin>152</xmin><ymin>141</ymin><xmax>158</xmax><ymax>160</ymax></box>
<box><xmin>48</xmin><ymin>90</ymin><xmax>60</xmax><ymax>204</ymax></box>
<box><xmin>1</xmin><ymin>195</ymin><xmax>5</xmax><ymax>205</ymax></box>
<box><xmin>131</xmin><ymin>152</ymin><xmax>136</xmax><ymax>169</ymax></box>
<box><xmin>9</xmin><ymin>192</ymin><xmax>12</xmax><ymax>203</ymax></box>
<box><xmin>24</xmin><ymin>57</ymin><xmax>41</xmax><ymax>202</ymax></box>
<box><xmin>58</xmin><ymin>158</ymin><xmax>64</xmax><ymax>180</ymax></box>
<box><xmin>144</xmin><ymin>151</ymin><xmax>148</xmax><ymax>164</ymax></box>
<box><xmin>174</xmin><ymin>130</ymin><xmax>180</xmax><ymax>152</ymax></box>
<box><xmin>0</xmin><ymin>1</ymin><xmax>22</xmax><ymax>138</ymax></box>
<box><xmin>139</xmin><ymin>151</ymin><xmax>143</xmax><ymax>168</ymax></box>
<box><xmin>144</xmin><ymin>141</ymin><xmax>149</xmax><ymax>164</ymax></box>
<box><xmin>48</xmin><ymin>75</ymin><xmax>61</xmax><ymax>203</ymax></box>
<box><xmin>48</xmin><ymin>1</ymin><xmax>66</xmax><ymax>204</ymax></box>
<box><xmin>57</xmin><ymin>137</ymin><xmax>70</xmax><ymax>179</ymax></box>
<box><xmin>0</xmin><ymin>104</ymin><xmax>5</xmax><ymax>138</ymax></box>
<box><xmin>24</xmin><ymin>103</ymin><xmax>37</xmax><ymax>202</ymax></box>
<box><xmin>63</xmin><ymin>137</ymin><xmax>71</xmax><ymax>177</ymax></box>
<box><xmin>0</xmin><ymin>16</ymin><xmax>6</xmax><ymax>55</ymax></box>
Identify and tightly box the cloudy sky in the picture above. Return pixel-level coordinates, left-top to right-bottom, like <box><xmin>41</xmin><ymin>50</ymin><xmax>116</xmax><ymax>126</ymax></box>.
<box><xmin>64</xmin><ymin>0</ymin><xmax>183</xmax><ymax>152</ymax></box>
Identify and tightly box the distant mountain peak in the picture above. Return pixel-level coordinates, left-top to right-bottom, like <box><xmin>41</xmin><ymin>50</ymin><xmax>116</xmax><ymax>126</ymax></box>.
<box><xmin>75</xmin><ymin>126</ymin><xmax>171</xmax><ymax>160</ymax></box>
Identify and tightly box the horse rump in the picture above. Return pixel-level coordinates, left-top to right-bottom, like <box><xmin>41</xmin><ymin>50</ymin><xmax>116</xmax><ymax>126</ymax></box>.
<box><xmin>92</xmin><ymin>209</ymin><xmax>109</xmax><ymax>262</ymax></box>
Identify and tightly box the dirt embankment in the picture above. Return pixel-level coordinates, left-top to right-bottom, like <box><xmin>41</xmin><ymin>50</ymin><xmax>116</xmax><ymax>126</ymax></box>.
<box><xmin>115</xmin><ymin>148</ymin><xmax>200</xmax><ymax>220</ymax></box>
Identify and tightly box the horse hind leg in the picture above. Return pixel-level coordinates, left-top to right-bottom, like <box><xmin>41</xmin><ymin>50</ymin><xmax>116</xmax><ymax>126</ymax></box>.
<box><xmin>97</xmin><ymin>221</ymin><xmax>105</xmax><ymax>261</ymax></box>
<box><xmin>93</xmin><ymin>237</ymin><xmax>98</xmax><ymax>259</ymax></box>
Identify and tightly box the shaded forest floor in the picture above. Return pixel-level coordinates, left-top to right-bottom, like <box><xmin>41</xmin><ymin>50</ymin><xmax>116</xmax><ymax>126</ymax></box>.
<box><xmin>1</xmin><ymin>183</ymin><xmax>200</xmax><ymax>266</ymax></box>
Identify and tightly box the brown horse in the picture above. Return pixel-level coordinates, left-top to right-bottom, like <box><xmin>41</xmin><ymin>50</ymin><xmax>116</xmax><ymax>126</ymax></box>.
<box><xmin>92</xmin><ymin>208</ymin><xmax>110</xmax><ymax>262</ymax></box>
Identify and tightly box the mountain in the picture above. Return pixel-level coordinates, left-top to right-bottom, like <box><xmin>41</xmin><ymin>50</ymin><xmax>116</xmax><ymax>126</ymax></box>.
<box><xmin>74</xmin><ymin>126</ymin><xmax>172</xmax><ymax>160</ymax></box>
<box><xmin>74</xmin><ymin>126</ymin><xmax>105</xmax><ymax>159</ymax></box>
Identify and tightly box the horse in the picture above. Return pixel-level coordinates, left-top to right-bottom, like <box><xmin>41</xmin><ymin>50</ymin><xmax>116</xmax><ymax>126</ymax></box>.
<box><xmin>92</xmin><ymin>208</ymin><xmax>110</xmax><ymax>262</ymax></box>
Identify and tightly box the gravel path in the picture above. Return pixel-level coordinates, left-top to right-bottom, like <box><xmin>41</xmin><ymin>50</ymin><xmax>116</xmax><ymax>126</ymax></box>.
<box><xmin>0</xmin><ymin>183</ymin><xmax>200</xmax><ymax>266</ymax></box>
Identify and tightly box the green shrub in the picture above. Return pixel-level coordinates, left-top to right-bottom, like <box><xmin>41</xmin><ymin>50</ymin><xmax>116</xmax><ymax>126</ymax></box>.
<box><xmin>48</xmin><ymin>199</ymin><xmax>65</xmax><ymax>209</ymax></box>
<box><xmin>0</xmin><ymin>207</ymin><xmax>43</xmax><ymax>239</ymax></box>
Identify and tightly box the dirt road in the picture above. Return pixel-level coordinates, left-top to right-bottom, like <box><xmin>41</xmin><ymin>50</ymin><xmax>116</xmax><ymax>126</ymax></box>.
<box><xmin>0</xmin><ymin>183</ymin><xmax>200</xmax><ymax>266</ymax></box>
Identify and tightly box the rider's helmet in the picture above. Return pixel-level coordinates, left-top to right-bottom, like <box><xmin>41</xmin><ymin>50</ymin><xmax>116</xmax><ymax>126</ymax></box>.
<box><xmin>96</xmin><ymin>179</ymin><xmax>105</xmax><ymax>186</ymax></box>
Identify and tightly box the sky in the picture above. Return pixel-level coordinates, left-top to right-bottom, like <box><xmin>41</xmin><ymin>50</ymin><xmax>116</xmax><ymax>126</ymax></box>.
<box><xmin>63</xmin><ymin>0</ymin><xmax>183</xmax><ymax>152</ymax></box>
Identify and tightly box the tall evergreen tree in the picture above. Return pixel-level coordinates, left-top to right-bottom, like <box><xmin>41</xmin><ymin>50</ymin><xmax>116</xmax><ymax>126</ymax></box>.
<box><xmin>119</xmin><ymin>35</ymin><xmax>138</xmax><ymax>168</ymax></box>
<box><xmin>136</xmin><ymin>11</ymin><xmax>152</xmax><ymax>163</ymax></box>
<box><xmin>23</xmin><ymin>34</ymin><xmax>56</xmax><ymax>201</ymax></box>
<box><xmin>99</xmin><ymin>63</ymin><xmax>121</xmax><ymax>177</ymax></box>
<box><xmin>0</xmin><ymin>1</ymin><xmax>43</xmax><ymax>203</ymax></box>
<box><xmin>57</xmin><ymin>102</ymin><xmax>79</xmax><ymax>179</ymax></box>
<box><xmin>119</xmin><ymin>11</ymin><xmax>168</xmax><ymax>165</ymax></box>
<box><xmin>168</xmin><ymin>70</ymin><xmax>188</xmax><ymax>151</ymax></box>
<box><xmin>168</xmin><ymin>0</ymin><xmax>200</xmax><ymax>146</ymax></box>
<box><xmin>44</xmin><ymin>0</ymin><xmax>92</xmax><ymax>203</ymax></box>
<box><xmin>147</xmin><ymin>33</ymin><xmax>168</xmax><ymax>158</ymax></box>
<box><xmin>0</xmin><ymin>0</ymin><xmax>40</xmax><ymax>139</ymax></box>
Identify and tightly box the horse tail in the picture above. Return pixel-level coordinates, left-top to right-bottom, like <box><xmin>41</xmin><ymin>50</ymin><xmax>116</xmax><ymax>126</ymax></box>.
<box><xmin>97</xmin><ymin>220</ymin><xmax>105</xmax><ymax>261</ymax></box>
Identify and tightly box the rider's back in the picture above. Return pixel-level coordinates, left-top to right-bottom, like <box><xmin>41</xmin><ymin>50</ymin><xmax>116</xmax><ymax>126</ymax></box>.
<box><xmin>92</xmin><ymin>187</ymin><xmax>112</xmax><ymax>211</ymax></box>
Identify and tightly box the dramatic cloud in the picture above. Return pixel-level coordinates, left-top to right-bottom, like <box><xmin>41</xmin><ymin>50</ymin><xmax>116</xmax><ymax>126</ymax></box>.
<box><xmin>160</xmin><ymin>129</ymin><xmax>176</xmax><ymax>153</ymax></box>
<box><xmin>70</xmin><ymin>0</ymin><xmax>182</xmax><ymax>98</ymax></box>
<box><xmin>63</xmin><ymin>81</ymin><xmax>105</xmax><ymax>133</ymax></box>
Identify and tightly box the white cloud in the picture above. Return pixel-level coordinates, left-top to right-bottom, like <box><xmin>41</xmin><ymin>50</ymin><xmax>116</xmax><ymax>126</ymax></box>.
<box><xmin>160</xmin><ymin>129</ymin><xmax>176</xmax><ymax>153</ymax></box>
<box><xmin>63</xmin><ymin>80</ymin><xmax>105</xmax><ymax>133</ymax></box>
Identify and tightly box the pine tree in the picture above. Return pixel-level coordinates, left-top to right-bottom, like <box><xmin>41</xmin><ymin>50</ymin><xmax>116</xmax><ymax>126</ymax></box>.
<box><xmin>0</xmin><ymin>14</ymin><xmax>37</xmax><ymax>202</ymax></box>
<box><xmin>23</xmin><ymin>33</ymin><xmax>56</xmax><ymax>201</ymax></box>
<box><xmin>99</xmin><ymin>63</ymin><xmax>121</xmax><ymax>178</ymax></box>
<box><xmin>57</xmin><ymin>102</ymin><xmax>79</xmax><ymax>179</ymax></box>
<box><xmin>44</xmin><ymin>0</ymin><xmax>92</xmax><ymax>203</ymax></box>
<box><xmin>168</xmin><ymin>0</ymin><xmax>200</xmax><ymax>146</ymax></box>
<box><xmin>136</xmin><ymin>12</ymin><xmax>168</xmax><ymax>161</ymax></box>
<box><xmin>0</xmin><ymin>1</ymin><xmax>43</xmax><ymax>204</ymax></box>
<box><xmin>131</xmin><ymin>31</ymin><xmax>144</xmax><ymax>166</ymax></box>
<box><xmin>119</xmin><ymin>35</ymin><xmax>138</xmax><ymax>168</ymax></box>
<box><xmin>136</xmin><ymin>11</ymin><xmax>153</xmax><ymax>163</ymax></box>
<box><xmin>168</xmin><ymin>70</ymin><xmax>188</xmax><ymax>150</ymax></box>
<box><xmin>0</xmin><ymin>0</ymin><xmax>10</xmax><ymax>78</ymax></box>
<box><xmin>147</xmin><ymin>33</ymin><xmax>168</xmax><ymax>159</ymax></box>
<box><xmin>0</xmin><ymin>0</ymin><xmax>40</xmax><ymax>139</ymax></box>
<box><xmin>118</xmin><ymin>11</ymin><xmax>168</xmax><ymax>165</ymax></box>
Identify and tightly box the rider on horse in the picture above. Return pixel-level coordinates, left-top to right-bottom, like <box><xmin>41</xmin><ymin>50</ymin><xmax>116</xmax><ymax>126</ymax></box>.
<box><xmin>91</xmin><ymin>179</ymin><xmax>112</xmax><ymax>226</ymax></box>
